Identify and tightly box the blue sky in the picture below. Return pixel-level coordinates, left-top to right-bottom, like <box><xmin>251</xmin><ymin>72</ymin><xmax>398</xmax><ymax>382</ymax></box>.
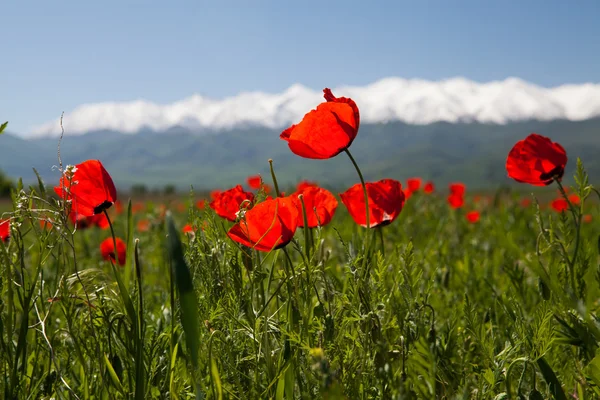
<box><xmin>2</xmin><ymin>0</ymin><xmax>599</xmax><ymax>134</ymax></box>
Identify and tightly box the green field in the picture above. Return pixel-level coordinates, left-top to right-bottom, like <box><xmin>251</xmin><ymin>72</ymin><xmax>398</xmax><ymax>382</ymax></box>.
<box><xmin>0</xmin><ymin>158</ymin><xmax>599</xmax><ymax>399</ymax></box>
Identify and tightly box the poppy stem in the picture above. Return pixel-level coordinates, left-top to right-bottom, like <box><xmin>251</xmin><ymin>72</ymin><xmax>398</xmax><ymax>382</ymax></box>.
<box><xmin>555</xmin><ymin>179</ymin><xmax>581</xmax><ymax>291</ymax></box>
<box><xmin>298</xmin><ymin>194</ymin><xmax>312</xmax><ymax>260</ymax></box>
<box><xmin>268</xmin><ymin>159</ymin><xmax>281</xmax><ymax>197</ymax></box>
<box><xmin>344</xmin><ymin>149</ymin><xmax>370</xmax><ymax>230</ymax></box>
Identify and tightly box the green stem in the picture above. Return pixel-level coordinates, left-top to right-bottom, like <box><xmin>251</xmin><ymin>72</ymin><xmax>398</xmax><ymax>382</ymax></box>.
<box><xmin>344</xmin><ymin>149</ymin><xmax>370</xmax><ymax>229</ymax></box>
<box><xmin>268</xmin><ymin>159</ymin><xmax>281</xmax><ymax>197</ymax></box>
<box><xmin>555</xmin><ymin>180</ymin><xmax>581</xmax><ymax>291</ymax></box>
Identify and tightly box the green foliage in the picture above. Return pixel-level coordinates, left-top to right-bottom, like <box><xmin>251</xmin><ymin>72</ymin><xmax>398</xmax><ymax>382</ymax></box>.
<box><xmin>2</xmin><ymin>159</ymin><xmax>600</xmax><ymax>398</ymax></box>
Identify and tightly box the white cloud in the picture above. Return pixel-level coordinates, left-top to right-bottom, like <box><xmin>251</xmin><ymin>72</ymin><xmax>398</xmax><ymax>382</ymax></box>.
<box><xmin>28</xmin><ymin>77</ymin><xmax>600</xmax><ymax>137</ymax></box>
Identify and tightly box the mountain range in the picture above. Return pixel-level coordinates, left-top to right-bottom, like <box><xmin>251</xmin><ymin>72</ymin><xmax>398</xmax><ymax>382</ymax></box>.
<box><xmin>27</xmin><ymin>77</ymin><xmax>600</xmax><ymax>138</ymax></box>
<box><xmin>3</xmin><ymin>77</ymin><xmax>599</xmax><ymax>192</ymax></box>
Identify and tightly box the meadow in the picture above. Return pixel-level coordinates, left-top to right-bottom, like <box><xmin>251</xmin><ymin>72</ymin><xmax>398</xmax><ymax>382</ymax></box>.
<box><xmin>1</xmin><ymin>94</ymin><xmax>600</xmax><ymax>400</ymax></box>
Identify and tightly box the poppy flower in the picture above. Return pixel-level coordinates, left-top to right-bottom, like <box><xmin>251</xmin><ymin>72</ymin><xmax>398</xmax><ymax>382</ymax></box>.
<box><xmin>210</xmin><ymin>185</ymin><xmax>255</xmax><ymax>222</ymax></box>
<box><xmin>39</xmin><ymin>219</ymin><xmax>53</xmax><ymax>230</ymax></box>
<box><xmin>447</xmin><ymin>194</ymin><xmax>464</xmax><ymax>209</ymax></box>
<box><xmin>568</xmin><ymin>194</ymin><xmax>581</xmax><ymax>205</ymax></box>
<box><xmin>551</xmin><ymin>198</ymin><xmax>568</xmax><ymax>212</ymax></box>
<box><xmin>69</xmin><ymin>211</ymin><xmax>110</xmax><ymax>230</ymax></box>
<box><xmin>261</xmin><ymin>184</ymin><xmax>273</xmax><ymax>195</ymax></box>
<box><xmin>137</xmin><ymin>219</ymin><xmax>150</xmax><ymax>232</ymax></box>
<box><xmin>247</xmin><ymin>175</ymin><xmax>263</xmax><ymax>190</ymax></box>
<box><xmin>520</xmin><ymin>198</ymin><xmax>532</xmax><ymax>208</ymax></box>
<box><xmin>293</xmin><ymin>186</ymin><xmax>338</xmax><ymax>228</ymax></box>
<box><xmin>0</xmin><ymin>219</ymin><xmax>9</xmax><ymax>242</ymax></box>
<box><xmin>210</xmin><ymin>190</ymin><xmax>222</xmax><ymax>200</ymax></box>
<box><xmin>182</xmin><ymin>224</ymin><xmax>196</xmax><ymax>234</ymax></box>
<box><xmin>176</xmin><ymin>203</ymin><xmax>187</xmax><ymax>213</ymax></box>
<box><xmin>449</xmin><ymin>183</ymin><xmax>466</xmax><ymax>197</ymax></box>
<box><xmin>297</xmin><ymin>180</ymin><xmax>319</xmax><ymax>192</ymax></box>
<box><xmin>196</xmin><ymin>199</ymin><xmax>206</xmax><ymax>210</ymax></box>
<box><xmin>54</xmin><ymin>160</ymin><xmax>117</xmax><ymax>217</ymax></box>
<box><xmin>407</xmin><ymin>178</ymin><xmax>422</xmax><ymax>193</ymax></box>
<box><xmin>506</xmin><ymin>133</ymin><xmax>567</xmax><ymax>186</ymax></box>
<box><xmin>280</xmin><ymin>88</ymin><xmax>360</xmax><ymax>159</ymax></box>
<box><xmin>423</xmin><ymin>181</ymin><xmax>435</xmax><ymax>194</ymax></box>
<box><xmin>227</xmin><ymin>196</ymin><xmax>299</xmax><ymax>252</ymax></box>
<box><xmin>583</xmin><ymin>214</ymin><xmax>593</xmax><ymax>224</ymax></box>
<box><xmin>132</xmin><ymin>202</ymin><xmax>145</xmax><ymax>213</ymax></box>
<box><xmin>100</xmin><ymin>237</ymin><xmax>127</xmax><ymax>266</ymax></box>
<box><xmin>466</xmin><ymin>211</ymin><xmax>480</xmax><ymax>223</ymax></box>
<box><xmin>340</xmin><ymin>179</ymin><xmax>405</xmax><ymax>228</ymax></box>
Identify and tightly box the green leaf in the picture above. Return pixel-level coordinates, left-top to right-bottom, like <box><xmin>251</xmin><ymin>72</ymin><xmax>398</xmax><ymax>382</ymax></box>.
<box><xmin>166</xmin><ymin>212</ymin><xmax>203</xmax><ymax>398</ymax></box>
<box><xmin>210</xmin><ymin>357</ymin><xmax>223</xmax><ymax>400</ymax></box>
<box><xmin>103</xmin><ymin>353</ymin><xmax>125</xmax><ymax>395</ymax></box>
<box><xmin>0</xmin><ymin>121</ymin><xmax>7</xmax><ymax>135</ymax></box>
<box><xmin>537</xmin><ymin>357</ymin><xmax>567</xmax><ymax>400</ymax></box>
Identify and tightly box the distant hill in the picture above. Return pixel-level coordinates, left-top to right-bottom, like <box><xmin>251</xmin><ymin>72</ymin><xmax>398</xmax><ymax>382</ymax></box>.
<box><xmin>1</xmin><ymin>119</ymin><xmax>599</xmax><ymax>191</ymax></box>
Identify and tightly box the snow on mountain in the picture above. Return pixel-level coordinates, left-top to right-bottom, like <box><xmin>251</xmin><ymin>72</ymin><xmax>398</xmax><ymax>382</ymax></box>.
<box><xmin>29</xmin><ymin>77</ymin><xmax>600</xmax><ymax>137</ymax></box>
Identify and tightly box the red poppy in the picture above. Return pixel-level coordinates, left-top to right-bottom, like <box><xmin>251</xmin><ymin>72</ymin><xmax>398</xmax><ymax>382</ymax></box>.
<box><xmin>182</xmin><ymin>224</ymin><xmax>196</xmax><ymax>234</ymax></box>
<box><xmin>506</xmin><ymin>133</ymin><xmax>567</xmax><ymax>186</ymax></box>
<box><xmin>293</xmin><ymin>186</ymin><xmax>338</xmax><ymax>228</ymax></box>
<box><xmin>39</xmin><ymin>218</ymin><xmax>53</xmax><ymax>230</ymax></box>
<box><xmin>447</xmin><ymin>194</ymin><xmax>464</xmax><ymax>209</ymax></box>
<box><xmin>209</xmin><ymin>185</ymin><xmax>255</xmax><ymax>222</ymax></box>
<box><xmin>228</xmin><ymin>196</ymin><xmax>299</xmax><ymax>252</ymax></box>
<box><xmin>100</xmin><ymin>237</ymin><xmax>127</xmax><ymax>266</ymax></box>
<box><xmin>69</xmin><ymin>211</ymin><xmax>110</xmax><ymax>229</ymax></box>
<box><xmin>0</xmin><ymin>219</ymin><xmax>9</xmax><ymax>242</ymax></box>
<box><xmin>297</xmin><ymin>180</ymin><xmax>319</xmax><ymax>192</ymax></box>
<box><xmin>137</xmin><ymin>219</ymin><xmax>150</xmax><ymax>232</ymax></box>
<box><xmin>261</xmin><ymin>184</ymin><xmax>272</xmax><ymax>195</ymax></box>
<box><xmin>247</xmin><ymin>175</ymin><xmax>263</xmax><ymax>190</ymax></box>
<box><xmin>407</xmin><ymin>178</ymin><xmax>422</xmax><ymax>193</ymax></box>
<box><xmin>340</xmin><ymin>179</ymin><xmax>405</xmax><ymax>228</ymax></box>
<box><xmin>449</xmin><ymin>183</ymin><xmax>466</xmax><ymax>197</ymax></box>
<box><xmin>176</xmin><ymin>203</ymin><xmax>187</xmax><ymax>213</ymax></box>
<box><xmin>280</xmin><ymin>88</ymin><xmax>360</xmax><ymax>159</ymax></box>
<box><xmin>423</xmin><ymin>181</ymin><xmax>435</xmax><ymax>194</ymax></box>
<box><xmin>583</xmin><ymin>214</ymin><xmax>593</xmax><ymax>224</ymax></box>
<box><xmin>568</xmin><ymin>194</ymin><xmax>581</xmax><ymax>205</ymax></box>
<box><xmin>466</xmin><ymin>211</ymin><xmax>480</xmax><ymax>223</ymax></box>
<box><xmin>132</xmin><ymin>202</ymin><xmax>145</xmax><ymax>213</ymax></box>
<box><xmin>210</xmin><ymin>190</ymin><xmax>222</xmax><ymax>200</ymax></box>
<box><xmin>520</xmin><ymin>198</ymin><xmax>532</xmax><ymax>208</ymax></box>
<box><xmin>196</xmin><ymin>199</ymin><xmax>206</xmax><ymax>210</ymax></box>
<box><xmin>551</xmin><ymin>198</ymin><xmax>568</xmax><ymax>212</ymax></box>
<box><xmin>54</xmin><ymin>160</ymin><xmax>117</xmax><ymax>217</ymax></box>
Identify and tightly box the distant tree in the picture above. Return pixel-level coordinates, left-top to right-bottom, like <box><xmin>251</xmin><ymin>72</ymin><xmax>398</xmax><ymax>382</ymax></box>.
<box><xmin>131</xmin><ymin>183</ymin><xmax>148</xmax><ymax>196</ymax></box>
<box><xmin>163</xmin><ymin>184</ymin><xmax>176</xmax><ymax>196</ymax></box>
<box><xmin>0</xmin><ymin>169</ymin><xmax>14</xmax><ymax>198</ymax></box>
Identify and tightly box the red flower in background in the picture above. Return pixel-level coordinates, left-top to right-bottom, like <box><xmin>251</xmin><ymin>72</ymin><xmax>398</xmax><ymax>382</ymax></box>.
<box><xmin>137</xmin><ymin>219</ymin><xmax>150</xmax><ymax>232</ymax></box>
<box><xmin>196</xmin><ymin>199</ymin><xmax>206</xmax><ymax>210</ymax></box>
<box><xmin>280</xmin><ymin>88</ymin><xmax>360</xmax><ymax>159</ymax></box>
<box><xmin>466</xmin><ymin>211</ymin><xmax>480</xmax><ymax>223</ymax></box>
<box><xmin>247</xmin><ymin>175</ymin><xmax>263</xmax><ymax>190</ymax></box>
<box><xmin>583</xmin><ymin>214</ymin><xmax>593</xmax><ymax>224</ymax></box>
<box><xmin>423</xmin><ymin>181</ymin><xmax>435</xmax><ymax>194</ymax></box>
<box><xmin>182</xmin><ymin>224</ymin><xmax>196</xmax><ymax>234</ymax></box>
<box><xmin>407</xmin><ymin>178</ymin><xmax>422</xmax><ymax>193</ymax></box>
<box><xmin>114</xmin><ymin>200</ymin><xmax>124</xmax><ymax>214</ymax></box>
<box><xmin>294</xmin><ymin>186</ymin><xmax>338</xmax><ymax>228</ymax></box>
<box><xmin>0</xmin><ymin>219</ymin><xmax>9</xmax><ymax>242</ymax></box>
<box><xmin>100</xmin><ymin>237</ymin><xmax>127</xmax><ymax>266</ymax></box>
<box><xmin>210</xmin><ymin>190</ymin><xmax>222</xmax><ymax>200</ymax></box>
<box><xmin>297</xmin><ymin>180</ymin><xmax>319</xmax><ymax>192</ymax></box>
<box><xmin>520</xmin><ymin>198</ymin><xmax>532</xmax><ymax>208</ymax></box>
<box><xmin>340</xmin><ymin>179</ymin><xmax>405</xmax><ymax>228</ymax></box>
<box><xmin>506</xmin><ymin>133</ymin><xmax>567</xmax><ymax>186</ymax></box>
<box><xmin>551</xmin><ymin>198</ymin><xmax>568</xmax><ymax>212</ymax></box>
<box><xmin>210</xmin><ymin>185</ymin><xmax>255</xmax><ymax>222</ymax></box>
<box><xmin>261</xmin><ymin>184</ymin><xmax>272</xmax><ymax>195</ymax></box>
<box><xmin>39</xmin><ymin>218</ymin><xmax>53</xmax><ymax>230</ymax></box>
<box><xmin>568</xmin><ymin>194</ymin><xmax>580</xmax><ymax>205</ymax></box>
<box><xmin>54</xmin><ymin>160</ymin><xmax>117</xmax><ymax>217</ymax></box>
<box><xmin>449</xmin><ymin>183</ymin><xmax>466</xmax><ymax>197</ymax></box>
<box><xmin>132</xmin><ymin>202</ymin><xmax>145</xmax><ymax>213</ymax></box>
<box><xmin>228</xmin><ymin>196</ymin><xmax>299</xmax><ymax>252</ymax></box>
<box><xmin>447</xmin><ymin>194</ymin><xmax>464</xmax><ymax>209</ymax></box>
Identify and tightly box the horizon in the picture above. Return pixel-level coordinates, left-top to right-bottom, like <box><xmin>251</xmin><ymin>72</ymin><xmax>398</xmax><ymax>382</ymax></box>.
<box><xmin>3</xmin><ymin>0</ymin><xmax>600</xmax><ymax>134</ymax></box>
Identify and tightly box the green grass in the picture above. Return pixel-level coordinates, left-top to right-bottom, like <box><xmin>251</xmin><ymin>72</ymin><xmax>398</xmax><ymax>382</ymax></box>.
<box><xmin>1</xmin><ymin>162</ymin><xmax>599</xmax><ymax>399</ymax></box>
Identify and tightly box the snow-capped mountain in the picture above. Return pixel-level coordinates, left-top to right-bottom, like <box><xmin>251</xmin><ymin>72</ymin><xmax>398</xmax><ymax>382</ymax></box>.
<box><xmin>29</xmin><ymin>77</ymin><xmax>600</xmax><ymax>137</ymax></box>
